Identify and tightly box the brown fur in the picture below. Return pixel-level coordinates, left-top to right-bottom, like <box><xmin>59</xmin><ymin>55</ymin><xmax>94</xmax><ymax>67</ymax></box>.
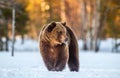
<box><xmin>39</xmin><ymin>22</ymin><xmax>79</xmax><ymax>71</ymax></box>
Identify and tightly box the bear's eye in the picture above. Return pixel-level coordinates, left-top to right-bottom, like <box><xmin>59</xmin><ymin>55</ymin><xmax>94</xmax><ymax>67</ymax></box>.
<box><xmin>58</xmin><ymin>31</ymin><xmax>62</xmax><ymax>34</ymax></box>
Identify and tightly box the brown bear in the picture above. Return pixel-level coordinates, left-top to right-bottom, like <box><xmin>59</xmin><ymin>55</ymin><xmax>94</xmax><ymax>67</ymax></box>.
<box><xmin>39</xmin><ymin>22</ymin><xmax>79</xmax><ymax>71</ymax></box>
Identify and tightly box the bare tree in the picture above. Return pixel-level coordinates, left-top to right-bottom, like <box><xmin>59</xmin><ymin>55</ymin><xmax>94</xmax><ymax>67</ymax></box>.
<box><xmin>80</xmin><ymin>0</ymin><xmax>88</xmax><ymax>50</ymax></box>
<box><xmin>80</xmin><ymin>0</ymin><xmax>108</xmax><ymax>52</ymax></box>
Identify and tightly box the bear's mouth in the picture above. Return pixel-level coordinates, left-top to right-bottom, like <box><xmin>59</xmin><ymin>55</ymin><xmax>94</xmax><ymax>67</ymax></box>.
<box><xmin>59</xmin><ymin>40</ymin><xmax>68</xmax><ymax>46</ymax></box>
<box><xmin>63</xmin><ymin>40</ymin><xmax>67</xmax><ymax>44</ymax></box>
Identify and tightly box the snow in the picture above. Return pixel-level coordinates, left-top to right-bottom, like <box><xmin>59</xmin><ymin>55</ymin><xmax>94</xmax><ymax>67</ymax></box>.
<box><xmin>0</xmin><ymin>38</ymin><xmax>120</xmax><ymax>78</ymax></box>
<box><xmin>8</xmin><ymin>38</ymin><xmax>39</xmax><ymax>51</ymax></box>
<box><xmin>78</xmin><ymin>38</ymin><xmax>120</xmax><ymax>52</ymax></box>
<box><xmin>99</xmin><ymin>38</ymin><xmax>117</xmax><ymax>52</ymax></box>
<box><xmin>0</xmin><ymin>52</ymin><xmax>120</xmax><ymax>78</ymax></box>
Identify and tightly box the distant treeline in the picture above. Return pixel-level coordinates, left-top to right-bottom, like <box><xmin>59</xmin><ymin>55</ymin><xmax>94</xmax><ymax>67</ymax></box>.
<box><xmin>0</xmin><ymin>0</ymin><xmax>120</xmax><ymax>51</ymax></box>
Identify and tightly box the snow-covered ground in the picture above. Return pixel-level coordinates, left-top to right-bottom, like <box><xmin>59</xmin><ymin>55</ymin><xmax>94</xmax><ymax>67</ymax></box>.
<box><xmin>0</xmin><ymin>51</ymin><xmax>120</xmax><ymax>78</ymax></box>
<box><xmin>0</xmin><ymin>38</ymin><xmax>120</xmax><ymax>78</ymax></box>
<box><xmin>8</xmin><ymin>38</ymin><xmax>39</xmax><ymax>51</ymax></box>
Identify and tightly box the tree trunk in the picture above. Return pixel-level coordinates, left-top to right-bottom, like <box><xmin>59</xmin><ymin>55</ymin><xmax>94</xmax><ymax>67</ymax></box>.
<box><xmin>21</xmin><ymin>34</ymin><xmax>24</xmax><ymax>44</ymax></box>
<box><xmin>81</xmin><ymin>0</ymin><xmax>88</xmax><ymax>50</ymax></box>
<box><xmin>95</xmin><ymin>9</ymin><xmax>109</xmax><ymax>52</ymax></box>
<box><xmin>49</xmin><ymin>0</ymin><xmax>53</xmax><ymax>21</ymax></box>
<box><xmin>0</xmin><ymin>38</ymin><xmax>3</xmax><ymax>51</ymax></box>
<box><xmin>61</xmin><ymin>0</ymin><xmax>66</xmax><ymax>22</ymax></box>
<box><xmin>5</xmin><ymin>21</ymin><xmax>8</xmax><ymax>51</ymax></box>
<box><xmin>5</xmin><ymin>36</ymin><xmax>8</xmax><ymax>51</ymax></box>
<box><xmin>93</xmin><ymin>0</ymin><xmax>100</xmax><ymax>52</ymax></box>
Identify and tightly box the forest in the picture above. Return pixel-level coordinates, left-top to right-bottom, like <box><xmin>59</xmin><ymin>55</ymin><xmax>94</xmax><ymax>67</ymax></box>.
<box><xmin>0</xmin><ymin>0</ymin><xmax>120</xmax><ymax>52</ymax></box>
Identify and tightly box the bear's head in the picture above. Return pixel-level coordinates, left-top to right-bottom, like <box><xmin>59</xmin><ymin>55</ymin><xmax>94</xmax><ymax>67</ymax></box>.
<box><xmin>43</xmin><ymin>22</ymin><xmax>68</xmax><ymax>46</ymax></box>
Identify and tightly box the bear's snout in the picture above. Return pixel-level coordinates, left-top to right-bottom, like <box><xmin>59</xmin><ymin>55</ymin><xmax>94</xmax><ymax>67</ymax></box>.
<box><xmin>59</xmin><ymin>36</ymin><xmax>68</xmax><ymax>44</ymax></box>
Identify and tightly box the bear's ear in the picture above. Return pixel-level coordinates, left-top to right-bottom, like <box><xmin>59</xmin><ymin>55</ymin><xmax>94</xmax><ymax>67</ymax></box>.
<box><xmin>62</xmin><ymin>22</ymin><xmax>66</xmax><ymax>26</ymax></box>
<box><xmin>47</xmin><ymin>22</ymin><xmax>56</xmax><ymax>32</ymax></box>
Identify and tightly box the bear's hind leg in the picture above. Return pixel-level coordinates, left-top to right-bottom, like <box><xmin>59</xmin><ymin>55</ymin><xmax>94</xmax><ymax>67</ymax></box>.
<box><xmin>68</xmin><ymin>58</ymin><xmax>79</xmax><ymax>72</ymax></box>
<box><xmin>68</xmin><ymin>43</ymin><xmax>79</xmax><ymax>72</ymax></box>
